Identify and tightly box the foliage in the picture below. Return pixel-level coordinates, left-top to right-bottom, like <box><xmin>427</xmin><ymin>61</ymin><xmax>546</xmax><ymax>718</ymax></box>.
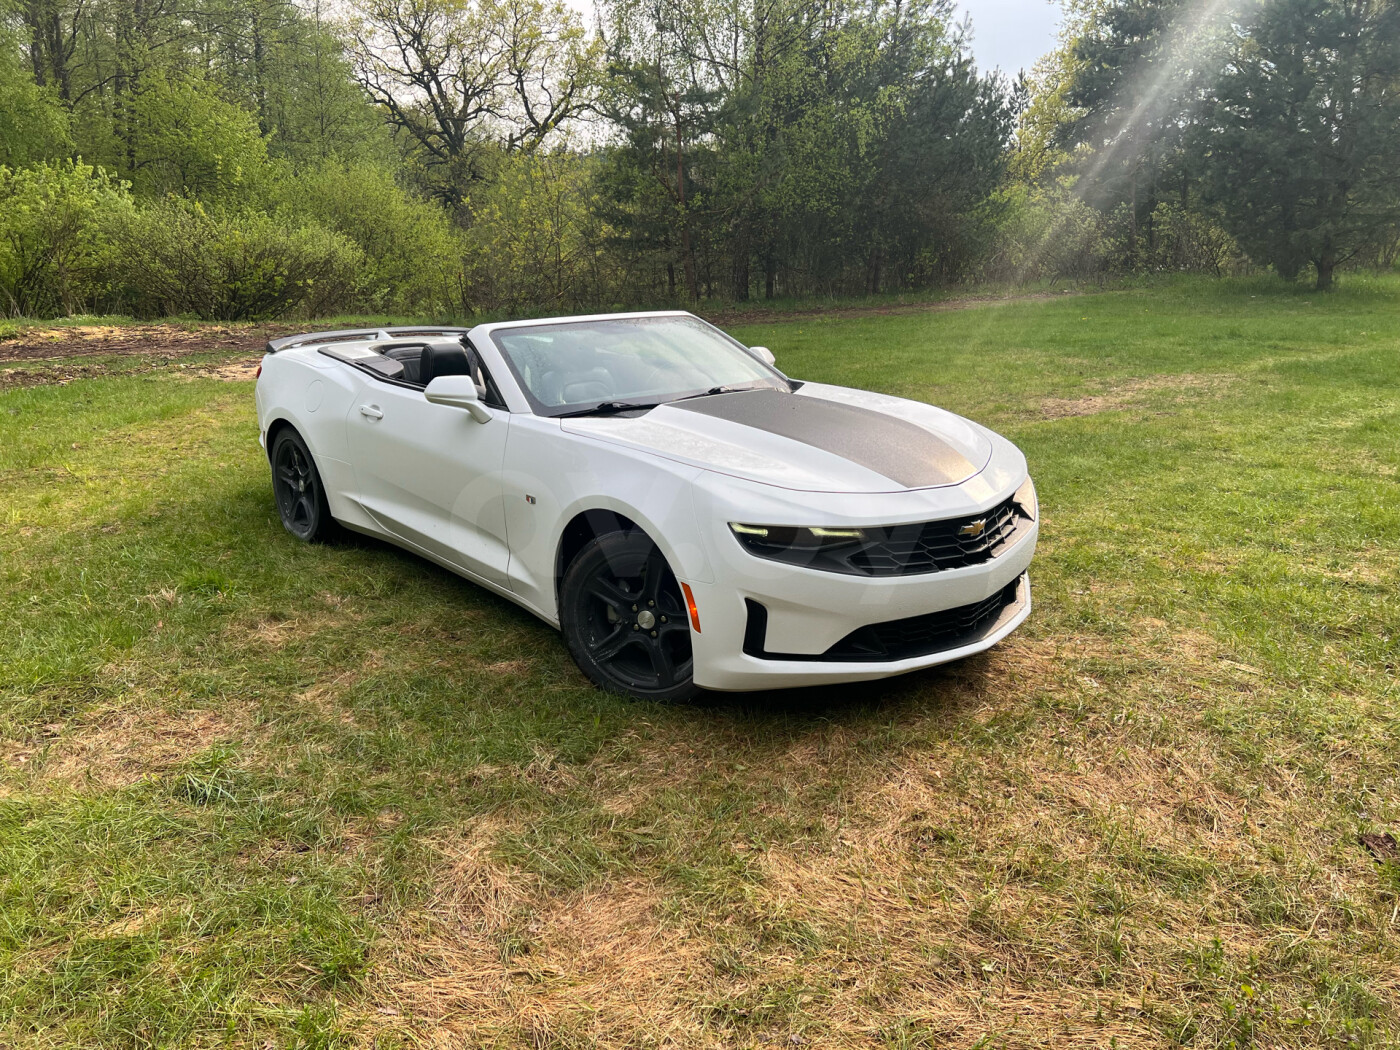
<box><xmin>125</xmin><ymin>74</ymin><xmax>271</xmax><ymax>204</ymax></box>
<box><xmin>1195</xmin><ymin>0</ymin><xmax>1400</xmax><ymax>290</ymax></box>
<box><xmin>108</xmin><ymin>198</ymin><xmax>362</xmax><ymax>320</ymax></box>
<box><xmin>273</xmin><ymin>160</ymin><xmax>466</xmax><ymax>314</ymax></box>
<box><xmin>980</xmin><ymin>180</ymin><xmax>1110</xmax><ymax>282</ymax></box>
<box><xmin>460</xmin><ymin>147</ymin><xmax>615</xmax><ymax>313</ymax></box>
<box><xmin>0</xmin><ymin>20</ymin><xmax>69</xmax><ymax>167</ymax></box>
<box><xmin>0</xmin><ymin>0</ymin><xmax>1397</xmax><ymax>318</ymax></box>
<box><xmin>0</xmin><ymin>160</ymin><xmax>130</xmax><ymax>317</ymax></box>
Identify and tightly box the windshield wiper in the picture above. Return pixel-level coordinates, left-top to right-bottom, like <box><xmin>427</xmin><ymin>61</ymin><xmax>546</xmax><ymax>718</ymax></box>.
<box><xmin>673</xmin><ymin>385</ymin><xmax>747</xmax><ymax>402</ymax></box>
<box><xmin>555</xmin><ymin>400</ymin><xmax>663</xmax><ymax>418</ymax></box>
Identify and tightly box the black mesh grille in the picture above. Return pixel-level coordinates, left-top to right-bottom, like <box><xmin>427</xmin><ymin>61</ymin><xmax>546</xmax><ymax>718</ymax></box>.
<box><xmin>846</xmin><ymin>495</ymin><xmax>1024</xmax><ymax>575</ymax></box>
<box><xmin>743</xmin><ymin>575</ymin><xmax>1026</xmax><ymax>663</ymax></box>
<box><xmin>733</xmin><ymin>494</ymin><xmax>1031</xmax><ymax>576</ymax></box>
<box><xmin>826</xmin><ymin>579</ymin><xmax>1021</xmax><ymax>660</ymax></box>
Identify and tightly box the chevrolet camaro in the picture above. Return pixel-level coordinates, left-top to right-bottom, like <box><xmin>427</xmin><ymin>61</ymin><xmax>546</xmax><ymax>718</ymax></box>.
<box><xmin>255</xmin><ymin>311</ymin><xmax>1038</xmax><ymax>700</ymax></box>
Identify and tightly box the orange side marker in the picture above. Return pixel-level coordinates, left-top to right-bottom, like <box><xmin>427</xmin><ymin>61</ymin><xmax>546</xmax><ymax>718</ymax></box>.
<box><xmin>680</xmin><ymin>582</ymin><xmax>701</xmax><ymax>633</ymax></box>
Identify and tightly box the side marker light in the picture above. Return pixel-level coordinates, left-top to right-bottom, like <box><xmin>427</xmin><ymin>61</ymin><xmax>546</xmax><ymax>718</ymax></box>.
<box><xmin>680</xmin><ymin>582</ymin><xmax>701</xmax><ymax>633</ymax></box>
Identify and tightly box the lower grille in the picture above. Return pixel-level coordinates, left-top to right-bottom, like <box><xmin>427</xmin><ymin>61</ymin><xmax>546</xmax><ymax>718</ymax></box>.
<box><xmin>744</xmin><ymin>576</ymin><xmax>1025</xmax><ymax>663</ymax></box>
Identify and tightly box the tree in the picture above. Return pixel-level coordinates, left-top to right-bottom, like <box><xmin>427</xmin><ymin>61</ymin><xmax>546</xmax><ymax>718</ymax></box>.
<box><xmin>1196</xmin><ymin>0</ymin><xmax>1400</xmax><ymax>289</ymax></box>
<box><xmin>1054</xmin><ymin>0</ymin><xmax>1224</xmax><ymax>267</ymax></box>
<box><xmin>0</xmin><ymin>13</ymin><xmax>70</xmax><ymax>165</ymax></box>
<box><xmin>126</xmin><ymin>73</ymin><xmax>269</xmax><ymax>202</ymax></box>
<box><xmin>598</xmin><ymin>0</ymin><xmax>1011</xmax><ymax>301</ymax></box>
<box><xmin>347</xmin><ymin>0</ymin><xmax>601</xmax><ymax>206</ymax></box>
<box><xmin>198</xmin><ymin>0</ymin><xmax>386</xmax><ymax>163</ymax></box>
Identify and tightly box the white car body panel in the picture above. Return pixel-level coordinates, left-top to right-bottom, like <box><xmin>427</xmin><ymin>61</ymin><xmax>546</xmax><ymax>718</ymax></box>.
<box><xmin>256</xmin><ymin>312</ymin><xmax>1039</xmax><ymax>691</ymax></box>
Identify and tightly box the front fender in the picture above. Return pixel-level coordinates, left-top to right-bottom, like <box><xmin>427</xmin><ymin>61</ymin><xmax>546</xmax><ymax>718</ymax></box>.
<box><xmin>501</xmin><ymin>415</ymin><xmax>716</xmax><ymax>622</ymax></box>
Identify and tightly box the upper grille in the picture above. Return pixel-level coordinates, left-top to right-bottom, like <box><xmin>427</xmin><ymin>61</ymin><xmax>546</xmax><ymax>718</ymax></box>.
<box><xmin>735</xmin><ymin>494</ymin><xmax>1031</xmax><ymax>576</ymax></box>
<box><xmin>847</xmin><ymin>494</ymin><xmax>1025</xmax><ymax>575</ymax></box>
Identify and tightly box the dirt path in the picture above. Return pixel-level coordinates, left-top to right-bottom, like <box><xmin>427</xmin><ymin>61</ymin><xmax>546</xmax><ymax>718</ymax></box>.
<box><xmin>0</xmin><ymin>322</ymin><xmax>301</xmax><ymax>364</ymax></box>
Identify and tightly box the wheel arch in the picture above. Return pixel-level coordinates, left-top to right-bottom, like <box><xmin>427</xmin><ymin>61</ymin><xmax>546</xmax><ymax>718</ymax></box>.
<box><xmin>555</xmin><ymin>508</ymin><xmax>641</xmax><ymax>607</ymax></box>
<box><xmin>263</xmin><ymin>415</ymin><xmax>300</xmax><ymax>462</ymax></box>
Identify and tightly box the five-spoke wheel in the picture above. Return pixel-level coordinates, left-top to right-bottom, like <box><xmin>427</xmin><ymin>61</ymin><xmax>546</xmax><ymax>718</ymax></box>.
<box><xmin>561</xmin><ymin>531</ymin><xmax>698</xmax><ymax>701</ymax></box>
<box><xmin>271</xmin><ymin>428</ymin><xmax>332</xmax><ymax>542</ymax></box>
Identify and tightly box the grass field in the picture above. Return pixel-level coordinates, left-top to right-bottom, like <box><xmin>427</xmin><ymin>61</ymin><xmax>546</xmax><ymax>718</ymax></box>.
<box><xmin>2</xmin><ymin>276</ymin><xmax>1399</xmax><ymax>1048</ymax></box>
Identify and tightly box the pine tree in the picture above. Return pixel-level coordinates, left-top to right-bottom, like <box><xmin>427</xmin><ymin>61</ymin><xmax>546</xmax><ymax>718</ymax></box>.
<box><xmin>1196</xmin><ymin>0</ymin><xmax>1400</xmax><ymax>290</ymax></box>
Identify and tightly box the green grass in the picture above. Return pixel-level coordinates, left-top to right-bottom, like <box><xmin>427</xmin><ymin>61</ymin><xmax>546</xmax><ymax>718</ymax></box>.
<box><xmin>3</xmin><ymin>275</ymin><xmax>1399</xmax><ymax>1047</ymax></box>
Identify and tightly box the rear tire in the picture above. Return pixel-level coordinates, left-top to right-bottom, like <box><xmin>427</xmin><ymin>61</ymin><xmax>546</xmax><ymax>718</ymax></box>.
<box><xmin>270</xmin><ymin>428</ymin><xmax>333</xmax><ymax>543</ymax></box>
<box><xmin>560</xmin><ymin>531</ymin><xmax>699</xmax><ymax>701</ymax></box>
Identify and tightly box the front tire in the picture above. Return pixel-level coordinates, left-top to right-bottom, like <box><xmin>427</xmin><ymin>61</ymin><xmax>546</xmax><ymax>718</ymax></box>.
<box><xmin>561</xmin><ymin>531</ymin><xmax>699</xmax><ymax>701</ymax></box>
<box><xmin>270</xmin><ymin>428</ymin><xmax>333</xmax><ymax>543</ymax></box>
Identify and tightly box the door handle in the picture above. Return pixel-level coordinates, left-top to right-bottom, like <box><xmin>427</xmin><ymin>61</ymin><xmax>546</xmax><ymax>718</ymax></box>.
<box><xmin>359</xmin><ymin>404</ymin><xmax>383</xmax><ymax>420</ymax></box>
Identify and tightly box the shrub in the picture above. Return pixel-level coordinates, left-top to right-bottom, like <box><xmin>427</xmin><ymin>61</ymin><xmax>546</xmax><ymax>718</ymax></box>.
<box><xmin>462</xmin><ymin>149</ymin><xmax>616</xmax><ymax>314</ymax></box>
<box><xmin>980</xmin><ymin>182</ymin><xmax>1110</xmax><ymax>283</ymax></box>
<box><xmin>272</xmin><ymin>161</ymin><xmax>466</xmax><ymax>315</ymax></box>
<box><xmin>129</xmin><ymin>75</ymin><xmax>271</xmax><ymax>206</ymax></box>
<box><xmin>0</xmin><ymin>161</ymin><xmax>131</xmax><ymax>318</ymax></box>
<box><xmin>109</xmin><ymin>199</ymin><xmax>363</xmax><ymax>320</ymax></box>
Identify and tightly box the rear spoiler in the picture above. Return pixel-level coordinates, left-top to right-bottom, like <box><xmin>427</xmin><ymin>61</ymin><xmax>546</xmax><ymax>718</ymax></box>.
<box><xmin>264</xmin><ymin>326</ymin><xmax>471</xmax><ymax>355</ymax></box>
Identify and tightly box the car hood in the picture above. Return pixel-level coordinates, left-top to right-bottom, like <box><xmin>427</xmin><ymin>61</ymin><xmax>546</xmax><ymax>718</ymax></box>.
<box><xmin>559</xmin><ymin>383</ymin><xmax>994</xmax><ymax>493</ymax></box>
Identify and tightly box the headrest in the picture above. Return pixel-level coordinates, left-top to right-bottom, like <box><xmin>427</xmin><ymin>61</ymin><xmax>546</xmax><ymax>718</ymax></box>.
<box><xmin>420</xmin><ymin>341</ymin><xmax>472</xmax><ymax>385</ymax></box>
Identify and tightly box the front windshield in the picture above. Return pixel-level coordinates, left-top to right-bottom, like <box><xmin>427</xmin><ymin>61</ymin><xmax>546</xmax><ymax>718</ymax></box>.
<box><xmin>489</xmin><ymin>315</ymin><xmax>786</xmax><ymax>416</ymax></box>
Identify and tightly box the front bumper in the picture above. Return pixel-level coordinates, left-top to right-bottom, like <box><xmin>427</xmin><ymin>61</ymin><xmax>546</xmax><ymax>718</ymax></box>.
<box><xmin>686</xmin><ymin>517</ymin><xmax>1037</xmax><ymax>691</ymax></box>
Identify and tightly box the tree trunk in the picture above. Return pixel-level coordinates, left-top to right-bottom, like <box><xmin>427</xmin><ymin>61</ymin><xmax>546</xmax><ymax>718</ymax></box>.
<box><xmin>1314</xmin><ymin>254</ymin><xmax>1336</xmax><ymax>291</ymax></box>
<box><xmin>674</xmin><ymin>122</ymin><xmax>698</xmax><ymax>302</ymax></box>
<box><xmin>764</xmin><ymin>256</ymin><xmax>776</xmax><ymax>300</ymax></box>
<box><xmin>252</xmin><ymin>15</ymin><xmax>270</xmax><ymax>137</ymax></box>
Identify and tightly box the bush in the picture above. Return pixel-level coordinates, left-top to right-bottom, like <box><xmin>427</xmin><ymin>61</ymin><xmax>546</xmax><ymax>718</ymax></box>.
<box><xmin>462</xmin><ymin>150</ymin><xmax>616</xmax><ymax>314</ymax></box>
<box><xmin>1102</xmin><ymin>202</ymin><xmax>1240</xmax><ymax>276</ymax></box>
<box><xmin>0</xmin><ymin>161</ymin><xmax>131</xmax><ymax>318</ymax></box>
<box><xmin>981</xmin><ymin>182</ymin><xmax>1110</xmax><ymax>283</ymax></box>
<box><xmin>272</xmin><ymin>161</ymin><xmax>466</xmax><ymax>315</ymax></box>
<box><xmin>129</xmin><ymin>75</ymin><xmax>271</xmax><ymax>206</ymax></box>
<box><xmin>109</xmin><ymin>199</ymin><xmax>363</xmax><ymax>320</ymax></box>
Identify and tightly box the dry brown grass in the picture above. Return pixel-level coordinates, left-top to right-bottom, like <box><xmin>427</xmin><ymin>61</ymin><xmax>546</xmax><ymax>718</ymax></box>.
<box><xmin>2</xmin><ymin>703</ymin><xmax>241</xmax><ymax>790</ymax></box>
<box><xmin>1038</xmin><ymin>374</ymin><xmax>1237</xmax><ymax>419</ymax></box>
<box><xmin>362</xmin><ymin>821</ymin><xmax>715</xmax><ymax>1048</ymax></box>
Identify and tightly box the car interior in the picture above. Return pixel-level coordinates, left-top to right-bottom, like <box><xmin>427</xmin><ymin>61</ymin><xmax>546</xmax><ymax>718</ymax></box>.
<box><xmin>354</xmin><ymin>338</ymin><xmax>505</xmax><ymax>406</ymax></box>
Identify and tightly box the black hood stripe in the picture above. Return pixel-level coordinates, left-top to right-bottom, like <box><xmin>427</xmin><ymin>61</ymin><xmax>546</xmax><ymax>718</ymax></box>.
<box><xmin>669</xmin><ymin>389</ymin><xmax>979</xmax><ymax>488</ymax></box>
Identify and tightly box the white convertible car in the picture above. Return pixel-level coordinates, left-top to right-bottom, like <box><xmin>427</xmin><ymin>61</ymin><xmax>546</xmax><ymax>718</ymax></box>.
<box><xmin>255</xmin><ymin>312</ymin><xmax>1037</xmax><ymax>699</ymax></box>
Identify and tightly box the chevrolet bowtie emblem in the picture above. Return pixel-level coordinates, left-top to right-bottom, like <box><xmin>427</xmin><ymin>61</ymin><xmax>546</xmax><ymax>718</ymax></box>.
<box><xmin>959</xmin><ymin>518</ymin><xmax>987</xmax><ymax>539</ymax></box>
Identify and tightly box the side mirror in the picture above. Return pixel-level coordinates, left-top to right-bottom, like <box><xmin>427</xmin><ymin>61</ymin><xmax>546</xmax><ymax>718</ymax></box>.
<box><xmin>750</xmin><ymin>345</ymin><xmax>776</xmax><ymax>367</ymax></box>
<box><xmin>425</xmin><ymin>374</ymin><xmax>491</xmax><ymax>423</ymax></box>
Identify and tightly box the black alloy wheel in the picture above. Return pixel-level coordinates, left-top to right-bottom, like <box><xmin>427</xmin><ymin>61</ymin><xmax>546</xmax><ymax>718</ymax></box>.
<box><xmin>271</xmin><ymin>428</ymin><xmax>332</xmax><ymax>542</ymax></box>
<box><xmin>561</xmin><ymin>531</ymin><xmax>699</xmax><ymax>701</ymax></box>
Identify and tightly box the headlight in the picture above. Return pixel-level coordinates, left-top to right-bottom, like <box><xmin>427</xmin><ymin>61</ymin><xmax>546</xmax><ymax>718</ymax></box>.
<box><xmin>729</xmin><ymin>522</ymin><xmax>867</xmax><ymax>554</ymax></box>
<box><xmin>733</xmin><ymin>526</ymin><xmax>862</xmax><ymax>551</ymax></box>
<box><xmin>1013</xmin><ymin>476</ymin><xmax>1037</xmax><ymax>521</ymax></box>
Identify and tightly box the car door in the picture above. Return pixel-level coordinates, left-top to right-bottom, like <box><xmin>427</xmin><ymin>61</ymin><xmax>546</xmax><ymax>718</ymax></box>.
<box><xmin>346</xmin><ymin>379</ymin><xmax>511</xmax><ymax>588</ymax></box>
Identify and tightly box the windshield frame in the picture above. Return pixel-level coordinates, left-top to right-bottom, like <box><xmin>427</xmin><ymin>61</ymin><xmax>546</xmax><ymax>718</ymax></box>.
<box><xmin>485</xmin><ymin>313</ymin><xmax>790</xmax><ymax>418</ymax></box>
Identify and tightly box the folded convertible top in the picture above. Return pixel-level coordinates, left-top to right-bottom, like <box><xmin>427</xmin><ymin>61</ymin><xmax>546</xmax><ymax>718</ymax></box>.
<box><xmin>264</xmin><ymin>326</ymin><xmax>470</xmax><ymax>355</ymax></box>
